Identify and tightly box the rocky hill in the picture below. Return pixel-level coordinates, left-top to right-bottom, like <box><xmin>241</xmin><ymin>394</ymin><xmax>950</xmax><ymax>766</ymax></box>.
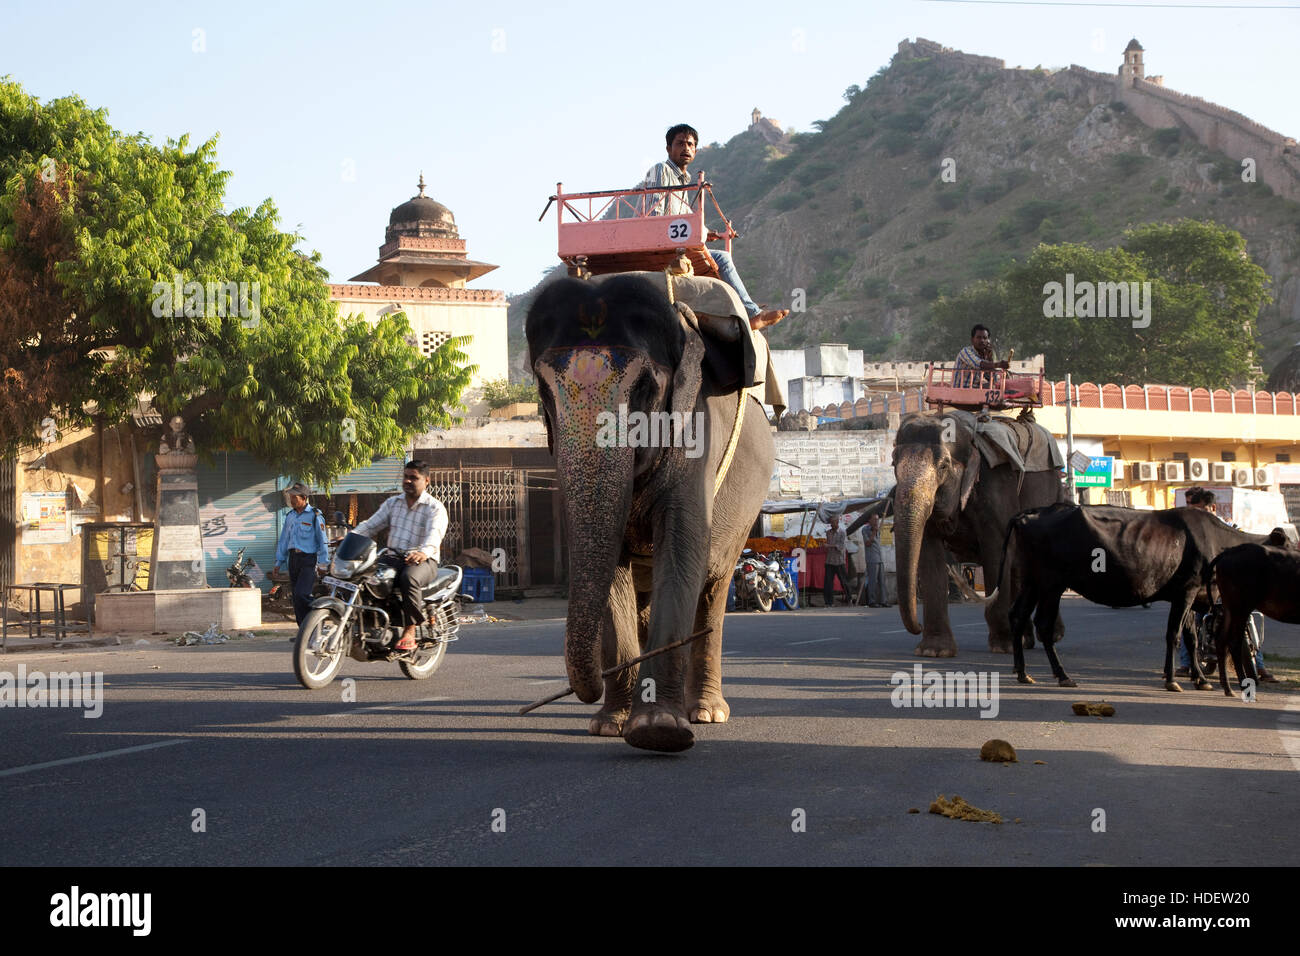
<box><xmin>508</xmin><ymin>37</ymin><xmax>1300</xmax><ymax>381</ymax></box>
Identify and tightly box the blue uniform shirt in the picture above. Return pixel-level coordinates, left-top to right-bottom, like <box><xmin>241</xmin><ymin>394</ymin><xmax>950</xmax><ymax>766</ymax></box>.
<box><xmin>275</xmin><ymin>505</ymin><xmax>329</xmax><ymax>567</ymax></box>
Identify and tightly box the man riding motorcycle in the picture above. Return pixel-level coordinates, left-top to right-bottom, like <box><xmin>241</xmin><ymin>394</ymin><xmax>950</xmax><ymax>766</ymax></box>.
<box><xmin>350</xmin><ymin>460</ymin><xmax>449</xmax><ymax>651</ymax></box>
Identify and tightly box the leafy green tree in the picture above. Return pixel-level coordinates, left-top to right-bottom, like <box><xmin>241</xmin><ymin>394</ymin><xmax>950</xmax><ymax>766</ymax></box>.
<box><xmin>921</xmin><ymin>221</ymin><xmax>1269</xmax><ymax>387</ymax></box>
<box><xmin>0</xmin><ymin>79</ymin><xmax>474</xmax><ymax>483</ymax></box>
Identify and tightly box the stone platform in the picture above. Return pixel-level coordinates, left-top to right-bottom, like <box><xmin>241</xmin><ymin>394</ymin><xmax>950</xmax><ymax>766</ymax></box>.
<box><xmin>93</xmin><ymin>588</ymin><xmax>261</xmax><ymax>635</ymax></box>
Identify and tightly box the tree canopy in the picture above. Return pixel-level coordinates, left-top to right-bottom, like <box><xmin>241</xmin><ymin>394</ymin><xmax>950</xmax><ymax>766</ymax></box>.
<box><xmin>917</xmin><ymin>220</ymin><xmax>1271</xmax><ymax>388</ymax></box>
<box><xmin>0</xmin><ymin>78</ymin><xmax>475</xmax><ymax>483</ymax></box>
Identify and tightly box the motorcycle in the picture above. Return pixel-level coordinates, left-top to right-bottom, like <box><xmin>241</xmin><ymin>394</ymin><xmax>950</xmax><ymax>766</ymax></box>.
<box><xmin>226</xmin><ymin>547</ymin><xmax>258</xmax><ymax>588</ymax></box>
<box><xmin>733</xmin><ymin>549</ymin><xmax>798</xmax><ymax>612</ymax></box>
<box><xmin>763</xmin><ymin>549</ymin><xmax>800</xmax><ymax>611</ymax></box>
<box><xmin>293</xmin><ymin>531</ymin><xmax>463</xmax><ymax>689</ymax></box>
<box><xmin>1194</xmin><ymin>604</ymin><xmax>1264</xmax><ymax>679</ymax></box>
<box><xmin>733</xmin><ymin>549</ymin><xmax>769</xmax><ymax>611</ymax></box>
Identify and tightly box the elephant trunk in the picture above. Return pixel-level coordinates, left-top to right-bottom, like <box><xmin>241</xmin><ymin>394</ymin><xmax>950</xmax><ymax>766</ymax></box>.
<box><xmin>893</xmin><ymin>458</ymin><xmax>938</xmax><ymax>636</ymax></box>
<box><xmin>558</xmin><ymin>444</ymin><xmax>636</xmax><ymax>705</ymax></box>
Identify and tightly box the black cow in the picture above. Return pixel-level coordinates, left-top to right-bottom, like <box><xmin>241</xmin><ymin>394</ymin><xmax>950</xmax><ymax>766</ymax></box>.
<box><xmin>1000</xmin><ymin>502</ymin><xmax>1286</xmax><ymax>691</ymax></box>
<box><xmin>1207</xmin><ymin>542</ymin><xmax>1300</xmax><ymax>696</ymax></box>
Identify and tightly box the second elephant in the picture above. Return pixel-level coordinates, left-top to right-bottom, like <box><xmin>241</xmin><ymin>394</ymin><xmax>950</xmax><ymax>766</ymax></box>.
<box><xmin>892</xmin><ymin>409</ymin><xmax>1064</xmax><ymax>656</ymax></box>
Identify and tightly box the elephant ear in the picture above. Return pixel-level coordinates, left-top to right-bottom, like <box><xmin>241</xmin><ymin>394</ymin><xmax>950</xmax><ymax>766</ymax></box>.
<box><xmin>670</xmin><ymin>303</ymin><xmax>707</xmax><ymax>421</ymax></box>
<box><xmin>958</xmin><ymin>444</ymin><xmax>982</xmax><ymax>511</ymax></box>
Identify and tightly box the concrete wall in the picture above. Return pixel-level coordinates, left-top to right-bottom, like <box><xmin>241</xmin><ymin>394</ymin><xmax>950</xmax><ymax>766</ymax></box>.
<box><xmin>11</xmin><ymin>422</ymin><xmax>138</xmax><ymax>613</ymax></box>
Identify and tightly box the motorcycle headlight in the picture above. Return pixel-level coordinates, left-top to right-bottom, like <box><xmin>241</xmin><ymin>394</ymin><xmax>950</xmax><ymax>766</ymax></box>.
<box><xmin>373</xmin><ymin>566</ymin><xmax>396</xmax><ymax>584</ymax></box>
<box><xmin>331</xmin><ymin>558</ymin><xmax>358</xmax><ymax>579</ymax></box>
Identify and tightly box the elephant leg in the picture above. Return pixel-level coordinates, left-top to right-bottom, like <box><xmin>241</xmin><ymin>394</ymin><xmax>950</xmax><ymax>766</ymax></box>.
<box><xmin>624</xmin><ymin>490</ymin><xmax>709</xmax><ymax>753</ymax></box>
<box><xmin>687</xmin><ymin>571</ymin><xmax>730</xmax><ymax>724</ymax></box>
<box><xmin>915</xmin><ymin>531</ymin><xmax>958</xmax><ymax>658</ymax></box>
<box><xmin>588</xmin><ymin>564</ymin><xmax>641</xmax><ymax>737</ymax></box>
<box><xmin>980</xmin><ymin>536</ymin><xmax>1017</xmax><ymax>654</ymax></box>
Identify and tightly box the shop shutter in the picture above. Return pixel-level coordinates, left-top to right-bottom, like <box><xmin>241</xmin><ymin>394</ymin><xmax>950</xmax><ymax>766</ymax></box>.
<box><xmin>197</xmin><ymin>452</ymin><xmax>281</xmax><ymax>589</ymax></box>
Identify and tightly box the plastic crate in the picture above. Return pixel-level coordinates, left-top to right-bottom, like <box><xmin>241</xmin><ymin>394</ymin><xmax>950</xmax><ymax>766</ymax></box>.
<box><xmin>460</xmin><ymin>567</ymin><xmax>495</xmax><ymax>603</ymax></box>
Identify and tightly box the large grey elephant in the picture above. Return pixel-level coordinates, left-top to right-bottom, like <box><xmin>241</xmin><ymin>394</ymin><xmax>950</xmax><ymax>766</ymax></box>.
<box><xmin>892</xmin><ymin>409</ymin><xmax>1064</xmax><ymax>656</ymax></box>
<box><xmin>526</xmin><ymin>274</ymin><xmax>774</xmax><ymax>753</ymax></box>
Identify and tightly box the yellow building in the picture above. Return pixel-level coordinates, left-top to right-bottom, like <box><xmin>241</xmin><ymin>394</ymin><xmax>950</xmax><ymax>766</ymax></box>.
<box><xmin>328</xmin><ymin>175</ymin><xmax>508</xmax><ymax>386</ymax></box>
<box><xmin>1025</xmin><ymin>382</ymin><xmax>1300</xmax><ymax>514</ymax></box>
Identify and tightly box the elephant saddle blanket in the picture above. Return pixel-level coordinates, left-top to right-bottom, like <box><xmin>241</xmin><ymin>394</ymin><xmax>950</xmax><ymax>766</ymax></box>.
<box><xmin>588</xmin><ymin>271</ymin><xmax>787</xmax><ymax>418</ymax></box>
<box><xmin>966</xmin><ymin>411</ymin><xmax>1065</xmax><ymax>474</ymax></box>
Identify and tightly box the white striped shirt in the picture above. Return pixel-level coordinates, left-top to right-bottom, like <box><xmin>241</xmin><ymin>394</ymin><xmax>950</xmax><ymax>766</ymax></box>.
<box><xmin>353</xmin><ymin>491</ymin><xmax>448</xmax><ymax>562</ymax></box>
<box><xmin>640</xmin><ymin>158</ymin><xmax>693</xmax><ymax>216</ymax></box>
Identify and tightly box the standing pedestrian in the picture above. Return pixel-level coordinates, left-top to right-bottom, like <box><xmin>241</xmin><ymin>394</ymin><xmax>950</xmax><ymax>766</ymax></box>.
<box><xmin>274</xmin><ymin>482</ymin><xmax>330</xmax><ymax>628</ymax></box>
<box><xmin>861</xmin><ymin>513</ymin><xmax>887</xmax><ymax>607</ymax></box>
<box><xmin>822</xmin><ymin>514</ymin><xmax>852</xmax><ymax>607</ymax></box>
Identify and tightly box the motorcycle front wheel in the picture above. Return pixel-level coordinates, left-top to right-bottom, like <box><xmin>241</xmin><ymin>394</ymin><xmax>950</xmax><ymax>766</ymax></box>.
<box><xmin>754</xmin><ymin>585</ymin><xmax>773</xmax><ymax>613</ymax></box>
<box><xmin>782</xmin><ymin>574</ymin><xmax>800</xmax><ymax>610</ymax></box>
<box><xmin>399</xmin><ymin>637</ymin><xmax>448</xmax><ymax>680</ymax></box>
<box><xmin>294</xmin><ymin>609</ymin><xmax>346</xmax><ymax>689</ymax></box>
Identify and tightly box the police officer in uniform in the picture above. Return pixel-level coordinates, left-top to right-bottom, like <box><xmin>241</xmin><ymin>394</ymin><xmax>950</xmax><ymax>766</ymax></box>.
<box><xmin>273</xmin><ymin>482</ymin><xmax>330</xmax><ymax>626</ymax></box>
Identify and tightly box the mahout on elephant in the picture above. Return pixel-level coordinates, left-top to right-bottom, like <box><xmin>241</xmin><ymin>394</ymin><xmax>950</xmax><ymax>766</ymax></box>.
<box><xmin>891</xmin><ymin>408</ymin><xmax>1064</xmax><ymax>657</ymax></box>
<box><xmin>1002</xmin><ymin>502</ymin><xmax>1289</xmax><ymax>692</ymax></box>
<box><xmin>527</xmin><ymin>272</ymin><xmax>777</xmax><ymax>753</ymax></box>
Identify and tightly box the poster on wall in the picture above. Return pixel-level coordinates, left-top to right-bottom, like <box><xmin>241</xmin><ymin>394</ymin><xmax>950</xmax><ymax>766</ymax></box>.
<box><xmin>21</xmin><ymin>491</ymin><xmax>71</xmax><ymax>544</ymax></box>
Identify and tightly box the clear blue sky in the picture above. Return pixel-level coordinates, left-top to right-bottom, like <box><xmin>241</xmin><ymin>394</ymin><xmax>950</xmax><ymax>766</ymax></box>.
<box><xmin>3</xmin><ymin>0</ymin><xmax>1297</xmax><ymax>295</ymax></box>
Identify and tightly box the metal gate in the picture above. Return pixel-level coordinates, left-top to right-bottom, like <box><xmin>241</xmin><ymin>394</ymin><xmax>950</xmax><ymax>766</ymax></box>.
<box><xmin>0</xmin><ymin>455</ymin><xmax>15</xmax><ymax>589</ymax></box>
<box><xmin>427</xmin><ymin>467</ymin><xmax>526</xmax><ymax>588</ymax></box>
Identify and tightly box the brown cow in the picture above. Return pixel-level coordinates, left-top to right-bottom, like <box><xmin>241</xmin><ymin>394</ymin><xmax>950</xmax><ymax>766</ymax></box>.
<box><xmin>1208</xmin><ymin>542</ymin><xmax>1300</xmax><ymax>696</ymax></box>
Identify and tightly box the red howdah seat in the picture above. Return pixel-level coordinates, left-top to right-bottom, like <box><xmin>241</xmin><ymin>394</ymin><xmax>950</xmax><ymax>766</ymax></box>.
<box><xmin>545</xmin><ymin>173</ymin><xmax>733</xmax><ymax>279</ymax></box>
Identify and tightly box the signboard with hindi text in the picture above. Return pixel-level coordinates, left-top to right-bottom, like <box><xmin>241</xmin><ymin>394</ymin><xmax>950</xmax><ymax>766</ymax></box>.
<box><xmin>1073</xmin><ymin>456</ymin><xmax>1114</xmax><ymax>488</ymax></box>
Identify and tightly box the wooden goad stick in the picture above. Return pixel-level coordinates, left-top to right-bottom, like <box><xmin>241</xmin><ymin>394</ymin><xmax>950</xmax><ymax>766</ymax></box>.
<box><xmin>518</xmin><ymin>627</ymin><xmax>712</xmax><ymax>716</ymax></box>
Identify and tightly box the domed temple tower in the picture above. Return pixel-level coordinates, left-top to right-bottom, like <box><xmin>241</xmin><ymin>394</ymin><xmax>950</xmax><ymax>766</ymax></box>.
<box><xmin>329</xmin><ymin>174</ymin><xmax>508</xmax><ymax>385</ymax></box>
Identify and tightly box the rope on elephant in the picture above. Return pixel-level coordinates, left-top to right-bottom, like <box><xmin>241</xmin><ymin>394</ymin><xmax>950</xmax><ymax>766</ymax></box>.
<box><xmin>517</xmin><ymin>626</ymin><xmax>712</xmax><ymax>716</ymax></box>
<box><xmin>714</xmin><ymin>388</ymin><xmax>745</xmax><ymax>499</ymax></box>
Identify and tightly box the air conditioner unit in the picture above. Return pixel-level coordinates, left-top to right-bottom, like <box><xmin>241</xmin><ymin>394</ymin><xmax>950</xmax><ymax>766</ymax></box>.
<box><xmin>1112</xmin><ymin>459</ymin><xmax>1125</xmax><ymax>481</ymax></box>
<box><xmin>1162</xmin><ymin>461</ymin><xmax>1185</xmax><ymax>482</ymax></box>
<box><xmin>1137</xmin><ymin>462</ymin><xmax>1159</xmax><ymax>481</ymax></box>
<box><xmin>1233</xmin><ymin>467</ymin><xmax>1254</xmax><ymax>487</ymax></box>
<box><xmin>1209</xmin><ymin>462</ymin><xmax>1232</xmax><ymax>483</ymax></box>
<box><xmin>1186</xmin><ymin>459</ymin><xmax>1210</xmax><ymax>482</ymax></box>
<box><xmin>1254</xmin><ymin>466</ymin><xmax>1272</xmax><ymax>488</ymax></box>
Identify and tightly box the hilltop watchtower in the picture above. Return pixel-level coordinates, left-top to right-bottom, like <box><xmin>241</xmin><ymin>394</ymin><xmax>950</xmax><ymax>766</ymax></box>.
<box><xmin>1118</xmin><ymin>37</ymin><xmax>1144</xmax><ymax>86</ymax></box>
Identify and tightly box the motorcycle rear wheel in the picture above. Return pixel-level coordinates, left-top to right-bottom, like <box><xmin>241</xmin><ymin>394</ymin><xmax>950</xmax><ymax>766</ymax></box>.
<box><xmin>754</xmin><ymin>586</ymin><xmax>773</xmax><ymax>613</ymax></box>
<box><xmin>399</xmin><ymin>637</ymin><xmax>448</xmax><ymax>680</ymax></box>
<box><xmin>294</xmin><ymin>609</ymin><xmax>346</xmax><ymax>690</ymax></box>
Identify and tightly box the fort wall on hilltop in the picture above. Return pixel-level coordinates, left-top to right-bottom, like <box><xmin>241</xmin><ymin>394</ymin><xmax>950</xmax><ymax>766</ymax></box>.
<box><xmin>901</xmin><ymin>38</ymin><xmax>1299</xmax><ymax>203</ymax></box>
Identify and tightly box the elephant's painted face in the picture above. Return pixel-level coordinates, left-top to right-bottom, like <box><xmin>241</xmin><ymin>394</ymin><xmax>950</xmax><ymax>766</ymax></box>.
<box><xmin>535</xmin><ymin>345</ymin><xmax>671</xmax><ymax>476</ymax></box>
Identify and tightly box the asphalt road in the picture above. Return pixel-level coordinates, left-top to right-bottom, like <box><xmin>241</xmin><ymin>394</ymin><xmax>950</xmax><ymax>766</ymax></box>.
<box><xmin>2</xmin><ymin>599</ymin><xmax>1297</xmax><ymax>867</ymax></box>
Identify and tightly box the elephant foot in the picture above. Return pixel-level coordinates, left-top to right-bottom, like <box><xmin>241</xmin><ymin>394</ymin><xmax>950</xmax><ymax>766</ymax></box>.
<box><xmin>1165</xmin><ymin>680</ymin><xmax>1183</xmax><ymax>693</ymax></box>
<box><xmin>624</xmin><ymin>706</ymin><xmax>694</xmax><ymax>753</ymax></box>
<box><xmin>1058</xmin><ymin>678</ymin><xmax>1077</xmax><ymax>688</ymax></box>
<box><xmin>688</xmin><ymin>694</ymin><xmax>730</xmax><ymax>724</ymax></box>
<box><xmin>1018</xmin><ymin>673</ymin><xmax>1035</xmax><ymax>685</ymax></box>
<box><xmin>914</xmin><ymin>637</ymin><xmax>957</xmax><ymax>658</ymax></box>
<box><xmin>588</xmin><ymin>706</ymin><xmax>629</xmax><ymax>737</ymax></box>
